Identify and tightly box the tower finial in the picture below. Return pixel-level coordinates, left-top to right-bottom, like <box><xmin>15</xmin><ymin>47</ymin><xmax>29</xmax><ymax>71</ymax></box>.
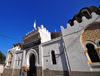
<box><xmin>33</xmin><ymin>19</ymin><xmax>36</xmax><ymax>29</ymax></box>
<box><xmin>55</xmin><ymin>29</ymin><xmax>56</xmax><ymax>32</ymax></box>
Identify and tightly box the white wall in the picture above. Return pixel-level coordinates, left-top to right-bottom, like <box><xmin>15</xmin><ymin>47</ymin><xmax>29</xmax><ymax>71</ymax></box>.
<box><xmin>39</xmin><ymin>25</ymin><xmax>51</xmax><ymax>43</ymax></box>
<box><xmin>14</xmin><ymin>52</ymin><xmax>23</xmax><ymax>69</ymax></box>
<box><xmin>41</xmin><ymin>37</ymin><xmax>68</xmax><ymax>71</ymax></box>
<box><xmin>4</xmin><ymin>46</ymin><xmax>23</xmax><ymax>70</ymax></box>
<box><xmin>0</xmin><ymin>65</ymin><xmax>4</xmax><ymax>73</ymax></box>
<box><xmin>61</xmin><ymin>12</ymin><xmax>100</xmax><ymax>71</ymax></box>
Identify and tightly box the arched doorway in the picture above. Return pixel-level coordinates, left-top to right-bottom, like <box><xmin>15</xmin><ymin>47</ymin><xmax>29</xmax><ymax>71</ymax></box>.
<box><xmin>27</xmin><ymin>54</ymin><xmax>36</xmax><ymax>76</ymax></box>
<box><xmin>86</xmin><ymin>44</ymin><xmax>100</xmax><ymax>62</ymax></box>
<box><xmin>25</xmin><ymin>49</ymin><xmax>38</xmax><ymax>76</ymax></box>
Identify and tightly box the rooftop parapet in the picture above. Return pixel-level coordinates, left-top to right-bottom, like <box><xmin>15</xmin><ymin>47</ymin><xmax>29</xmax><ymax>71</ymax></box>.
<box><xmin>61</xmin><ymin>6</ymin><xmax>100</xmax><ymax>36</ymax></box>
<box><xmin>22</xmin><ymin>25</ymin><xmax>51</xmax><ymax>44</ymax></box>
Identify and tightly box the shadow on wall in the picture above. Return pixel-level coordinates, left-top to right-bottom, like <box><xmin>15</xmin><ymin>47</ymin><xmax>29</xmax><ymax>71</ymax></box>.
<box><xmin>59</xmin><ymin>43</ymin><xmax>69</xmax><ymax>76</ymax></box>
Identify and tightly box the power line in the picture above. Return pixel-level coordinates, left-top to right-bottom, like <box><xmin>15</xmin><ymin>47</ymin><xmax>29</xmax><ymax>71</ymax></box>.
<box><xmin>0</xmin><ymin>34</ymin><xmax>22</xmax><ymax>41</ymax></box>
<box><xmin>1</xmin><ymin>36</ymin><xmax>10</xmax><ymax>54</ymax></box>
<box><xmin>2</xmin><ymin>36</ymin><xmax>10</xmax><ymax>47</ymax></box>
<box><xmin>60</xmin><ymin>14</ymin><xmax>100</xmax><ymax>72</ymax></box>
<box><xmin>63</xmin><ymin>15</ymin><xmax>100</xmax><ymax>37</ymax></box>
<box><xmin>41</xmin><ymin>15</ymin><xmax>100</xmax><ymax>75</ymax></box>
<box><xmin>85</xmin><ymin>0</ymin><xmax>89</xmax><ymax>6</ymax></box>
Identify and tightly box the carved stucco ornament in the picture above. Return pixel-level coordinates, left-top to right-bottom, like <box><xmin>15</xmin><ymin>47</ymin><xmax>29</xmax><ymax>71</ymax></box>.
<box><xmin>81</xmin><ymin>22</ymin><xmax>100</xmax><ymax>48</ymax></box>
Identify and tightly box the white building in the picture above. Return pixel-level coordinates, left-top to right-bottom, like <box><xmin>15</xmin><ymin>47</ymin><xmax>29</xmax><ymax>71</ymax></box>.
<box><xmin>3</xmin><ymin>6</ymin><xmax>100</xmax><ymax>76</ymax></box>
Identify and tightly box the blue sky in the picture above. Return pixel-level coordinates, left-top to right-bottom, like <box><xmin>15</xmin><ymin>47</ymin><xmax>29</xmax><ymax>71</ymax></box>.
<box><xmin>0</xmin><ymin>0</ymin><xmax>99</xmax><ymax>55</ymax></box>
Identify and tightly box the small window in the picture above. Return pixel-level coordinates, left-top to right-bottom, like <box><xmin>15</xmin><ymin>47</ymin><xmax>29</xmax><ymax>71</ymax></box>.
<box><xmin>51</xmin><ymin>51</ymin><xmax>56</xmax><ymax>64</ymax></box>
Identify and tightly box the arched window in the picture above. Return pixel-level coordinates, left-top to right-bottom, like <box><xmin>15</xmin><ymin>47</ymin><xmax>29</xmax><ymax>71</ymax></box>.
<box><xmin>51</xmin><ymin>51</ymin><xmax>56</xmax><ymax>64</ymax></box>
<box><xmin>7</xmin><ymin>53</ymin><xmax>12</xmax><ymax>67</ymax></box>
<box><xmin>86</xmin><ymin>44</ymin><xmax>100</xmax><ymax>62</ymax></box>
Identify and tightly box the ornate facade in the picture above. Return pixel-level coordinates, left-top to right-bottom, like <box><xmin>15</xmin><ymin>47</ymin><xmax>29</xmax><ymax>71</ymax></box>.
<box><xmin>3</xmin><ymin>6</ymin><xmax>100</xmax><ymax>76</ymax></box>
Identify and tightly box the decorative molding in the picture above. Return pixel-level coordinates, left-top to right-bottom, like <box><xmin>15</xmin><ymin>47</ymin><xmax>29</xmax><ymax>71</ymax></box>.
<box><xmin>16</xmin><ymin>50</ymin><xmax>23</xmax><ymax>54</ymax></box>
<box><xmin>81</xmin><ymin>22</ymin><xmax>100</xmax><ymax>47</ymax></box>
<box><xmin>61</xmin><ymin>12</ymin><xmax>100</xmax><ymax>36</ymax></box>
<box><xmin>23</xmin><ymin>39</ymin><xmax>41</xmax><ymax>49</ymax></box>
<box><xmin>41</xmin><ymin>36</ymin><xmax>62</xmax><ymax>46</ymax></box>
<box><xmin>96</xmin><ymin>38</ymin><xmax>100</xmax><ymax>47</ymax></box>
<box><xmin>22</xmin><ymin>25</ymin><xmax>51</xmax><ymax>41</ymax></box>
<box><xmin>84</xmin><ymin>50</ymin><xmax>88</xmax><ymax>54</ymax></box>
<box><xmin>96</xmin><ymin>49</ymin><xmax>100</xmax><ymax>52</ymax></box>
<box><xmin>88</xmin><ymin>60</ymin><xmax>92</xmax><ymax>63</ymax></box>
<box><xmin>84</xmin><ymin>41</ymin><xmax>96</xmax><ymax>49</ymax></box>
<box><xmin>25</xmin><ymin>49</ymin><xmax>38</xmax><ymax>67</ymax></box>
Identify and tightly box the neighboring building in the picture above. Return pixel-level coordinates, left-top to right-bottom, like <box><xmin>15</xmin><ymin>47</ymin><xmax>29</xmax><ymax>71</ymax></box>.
<box><xmin>3</xmin><ymin>6</ymin><xmax>100</xmax><ymax>76</ymax></box>
<box><xmin>0</xmin><ymin>64</ymin><xmax>4</xmax><ymax>76</ymax></box>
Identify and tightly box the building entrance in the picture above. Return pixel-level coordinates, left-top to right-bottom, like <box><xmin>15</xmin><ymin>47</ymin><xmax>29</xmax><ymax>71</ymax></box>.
<box><xmin>27</xmin><ymin>54</ymin><xmax>36</xmax><ymax>76</ymax></box>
